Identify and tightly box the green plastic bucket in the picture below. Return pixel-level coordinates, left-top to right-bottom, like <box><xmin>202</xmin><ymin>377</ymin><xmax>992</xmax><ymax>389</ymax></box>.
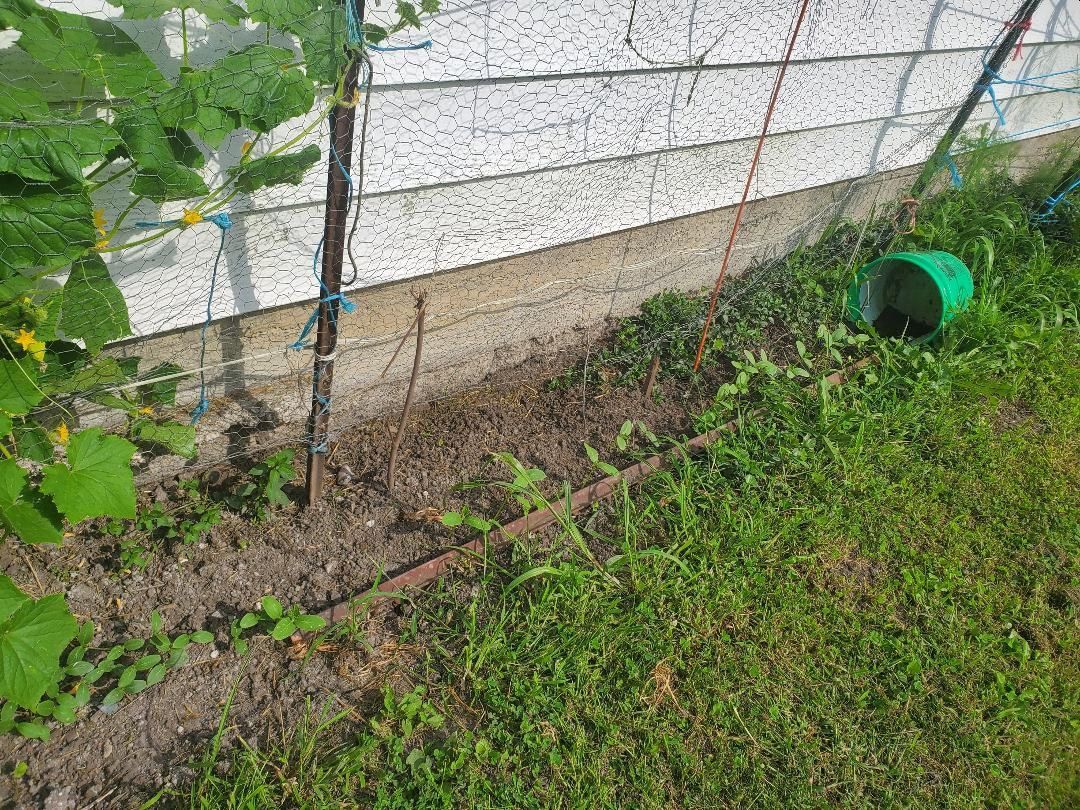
<box><xmin>847</xmin><ymin>250</ymin><xmax>973</xmax><ymax>342</ymax></box>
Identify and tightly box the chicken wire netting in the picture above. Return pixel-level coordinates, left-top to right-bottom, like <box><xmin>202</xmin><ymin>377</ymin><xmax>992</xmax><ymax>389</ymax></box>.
<box><xmin>0</xmin><ymin>0</ymin><xmax>1078</xmax><ymax>476</ymax></box>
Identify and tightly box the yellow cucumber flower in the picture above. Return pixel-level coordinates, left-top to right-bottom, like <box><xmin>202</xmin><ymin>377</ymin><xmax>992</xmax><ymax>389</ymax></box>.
<box><xmin>182</xmin><ymin>209</ymin><xmax>204</xmax><ymax>226</ymax></box>
<box><xmin>52</xmin><ymin>422</ymin><xmax>69</xmax><ymax>445</ymax></box>
<box><xmin>14</xmin><ymin>328</ymin><xmax>45</xmax><ymax>362</ymax></box>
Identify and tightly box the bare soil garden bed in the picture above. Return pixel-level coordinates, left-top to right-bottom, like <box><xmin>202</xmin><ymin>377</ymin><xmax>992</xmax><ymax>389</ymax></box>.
<box><xmin>0</xmin><ymin>315</ymin><xmax>774</xmax><ymax>808</ymax></box>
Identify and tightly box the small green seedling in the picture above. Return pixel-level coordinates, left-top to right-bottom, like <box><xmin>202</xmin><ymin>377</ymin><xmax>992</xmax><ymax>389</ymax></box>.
<box><xmin>614</xmin><ymin>420</ymin><xmax>659</xmax><ymax>452</ymax></box>
<box><xmin>105</xmin><ymin>481</ymin><xmax>223</xmax><ymax>572</ymax></box>
<box><xmin>441</xmin><ymin>505</ymin><xmax>493</xmax><ymax>532</ymax></box>
<box><xmin>0</xmin><ymin>611</ymin><xmax>212</xmax><ymax>741</ymax></box>
<box><xmin>583</xmin><ymin>443</ymin><xmax>620</xmax><ymax>477</ymax></box>
<box><xmin>230</xmin><ymin>595</ymin><xmax>326</xmax><ymax>655</ymax></box>
<box><xmin>226</xmin><ymin>450</ymin><xmax>296</xmax><ymax>522</ymax></box>
<box><xmin>93</xmin><ymin>611</ymin><xmax>213</xmax><ymax>707</ymax></box>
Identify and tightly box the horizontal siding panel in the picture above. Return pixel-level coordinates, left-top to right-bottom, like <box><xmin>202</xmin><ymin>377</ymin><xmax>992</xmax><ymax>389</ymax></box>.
<box><xmin>8</xmin><ymin>0</ymin><xmax>1078</xmax><ymax>90</ymax></box>
<box><xmin>91</xmin><ymin>38</ymin><xmax>1079</xmax><ymax>221</ymax></box>
<box><xmin>111</xmin><ymin>89</ymin><xmax>1080</xmax><ymax>336</ymax></box>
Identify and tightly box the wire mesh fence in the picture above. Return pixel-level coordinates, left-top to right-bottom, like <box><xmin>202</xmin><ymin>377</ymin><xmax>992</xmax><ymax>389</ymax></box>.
<box><xmin>0</xmin><ymin>0</ymin><xmax>1078</xmax><ymax>496</ymax></box>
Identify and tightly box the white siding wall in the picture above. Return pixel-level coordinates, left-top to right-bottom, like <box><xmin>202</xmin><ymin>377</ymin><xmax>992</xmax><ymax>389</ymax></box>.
<box><xmin>20</xmin><ymin>0</ymin><xmax>1080</xmax><ymax>334</ymax></box>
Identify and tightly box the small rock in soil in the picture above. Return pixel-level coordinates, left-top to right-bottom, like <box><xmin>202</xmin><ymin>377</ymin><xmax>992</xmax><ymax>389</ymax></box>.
<box><xmin>336</xmin><ymin>465</ymin><xmax>354</xmax><ymax>485</ymax></box>
<box><xmin>43</xmin><ymin>786</ymin><xmax>77</xmax><ymax>810</ymax></box>
<box><xmin>324</xmin><ymin>561</ymin><xmax>336</xmax><ymax>574</ymax></box>
<box><xmin>365</xmin><ymin>519</ymin><xmax>375</xmax><ymax>528</ymax></box>
<box><xmin>65</xmin><ymin>583</ymin><xmax>100</xmax><ymax>606</ymax></box>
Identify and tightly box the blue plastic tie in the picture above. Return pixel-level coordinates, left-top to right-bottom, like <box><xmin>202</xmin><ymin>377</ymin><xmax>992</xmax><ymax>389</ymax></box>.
<box><xmin>192</xmin><ymin>214</ymin><xmax>232</xmax><ymax>424</ymax></box>
<box><xmin>976</xmin><ymin>82</ymin><xmax>1007</xmax><ymax>127</ymax></box>
<box><xmin>1004</xmin><ymin>114</ymin><xmax>1080</xmax><ymax>141</ymax></box>
<box><xmin>977</xmin><ymin>61</ymin><xmax>1080</xmax><ymax>135</ymax></box>
<box><xmin>345</xmin><ymin>0</ymin><xmax>363</xmax><ymax>45</ymax></box>
<box><xmin>1033</xmin><ymin>175</ymin><xmax>1080</xmax><ymax>223</ymax></box>
<box><xmin>942</xmin><ymin>154</ymin><xmax>962</xmax><ymax>190</ymax></box>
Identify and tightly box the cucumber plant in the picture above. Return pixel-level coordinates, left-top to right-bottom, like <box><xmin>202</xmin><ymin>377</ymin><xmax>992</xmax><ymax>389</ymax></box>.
<box><xmin>229</xmin><ymin>594</ymin><xmax>325</xmax><ymax>654</ymax></box>
<box><xmin>0</xmin><ymin>0</ymin><xmax>438</xmax><ymax>544</ymax></box>
<box><xmin>0</xmin><ymin>0</ymin><xmax>439</xmax><ymax>733</ymax></box>
<box><xmin>0</xmin><ymin>580</ymin><xmax>215</xmax><ymax>741</ymax></box>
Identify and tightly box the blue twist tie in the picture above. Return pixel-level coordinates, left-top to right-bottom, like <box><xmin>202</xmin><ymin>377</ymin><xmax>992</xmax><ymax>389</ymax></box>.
<box><xmin>1033</xmin><ymin>175</ymin><xmax>1080</xmax><ymax>224</ymax></box>
<box><xmin>289</xmin><ymin>127</ymin><xmax>360</xmax><ymax>352</ymax></box>
<box><xmin>345</xmin><ymin>0</ymin><xmax>362</xmax><ymax>45</ymax></box>
<box><xmin>977</xmin><ymin>82</ymin><xmax>1007</xmax><ymax>127</ymax></box>
<box><xmin>944</xmin><ymin>154</ymin><xmax>963</xmax><ymax>190</ymax></box>
<box><xmin>206</xmin><ymin>212</ymin><xmax>233</xmax><ymax>230</ymax></box>
<box><xmin>191</xmin><ymin>212</ymin><xmax>233</xmax><ymax>423</ymax></box>
<box><xmin>288</xmin><ymin>292</ymin><xmax>357</xmax><ymax>351</ymax></box>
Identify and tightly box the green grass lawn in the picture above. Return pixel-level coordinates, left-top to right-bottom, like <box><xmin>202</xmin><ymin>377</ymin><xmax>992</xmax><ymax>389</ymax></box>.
<box><xmin>180</xmin><ymin>148</ymin><xmax>1080</xmax><ymax>809</ymax></box>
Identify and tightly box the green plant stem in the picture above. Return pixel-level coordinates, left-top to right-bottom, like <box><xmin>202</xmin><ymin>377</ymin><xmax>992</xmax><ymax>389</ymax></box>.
<box><xmin>261</xmin><ymin>95</ymin><xmax>340</xmax><ymax>161</ymax></box>
<box><xmin>95</xmin><ymin>226</ymin><xmax>181</xmax><ymax>255</ymax></box>
<box><xmin>103</xmin><ymin>196</ymin><xmax>146</xmax><ymax>245</ymax></box>
<box><xmin>74</xmin><ymin>77</ymin><xmax>87</xmax><ymax>116</ymax></box>
<box><xmin>181</xmin><ymin>9</ymin><xmax>189</xmax><ymax>68</ymax></box>
<box><xmin>201</xmin><ymin>188</ymin><xmax>239</xmax><ymax>216</ymax></box>
<box><xmin>0</xmin><ymin>340</ymin><xmax>73</xmax><ymax>423</ymax></box>
<box><xmin>84</xmin><ymin>159</ymin><xmax>115</xmax><ymax>183</ymax></box>
<box><xmin>87</xmin><ymin>164</ymin><xmax>134</xmax><ymax>194</ymax></box>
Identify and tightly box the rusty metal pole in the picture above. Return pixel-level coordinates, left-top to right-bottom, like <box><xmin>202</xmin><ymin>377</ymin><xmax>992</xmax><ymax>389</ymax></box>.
<box><xmin>305</xmin><ymin>19</ymin><xmax>363</xmax><ymax>508</ymax></box>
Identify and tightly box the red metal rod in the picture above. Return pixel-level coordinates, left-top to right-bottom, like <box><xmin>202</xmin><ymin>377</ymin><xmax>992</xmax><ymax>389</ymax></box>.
<box><xmin>691</xmin><ymin>0</ymin><xmax>813</xmax><ymax>372</ymax></box>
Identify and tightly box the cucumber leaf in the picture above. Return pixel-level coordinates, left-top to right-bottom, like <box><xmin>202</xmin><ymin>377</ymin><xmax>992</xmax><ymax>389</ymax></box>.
<box><xmin>0</xmin><ymin>119</ymin><xmax>121</xmax><ymax>185</ymax></box>
<box><xmin>0</xmin><ymin>460</ymin><xmax>63</xmax><ymax>544</ymax></box>
<box><xmin>57</xmin><ymin>255</ymin><xmax>131</xmax><ymax>353</ymax></box>
<box><xmin>40</xmin><ymin>427</ymin><xmax>137</xmax><ymax>522</ymax></box>
<box><xmin>234</xmin><ymin>144</ymin><xmax>319</xmax><ymax>192</ymax></box>
<box><xmin>0</xmin><ymin>578</ymin><xmax>76</xmax><ymax>709</ymax></box>
<box><xmin>0</xmin><ymin>182</ymin><xmax>95</xmax><ymax>273</ymax></box>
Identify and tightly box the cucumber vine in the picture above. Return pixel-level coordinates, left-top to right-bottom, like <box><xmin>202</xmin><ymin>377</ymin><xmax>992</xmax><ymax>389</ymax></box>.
<box><xmin>0</xmin><ymin>0</ymin><xmax>438</xmax><ymax>737</ymax></box>
<box><xmin>0</xmin><ymin>0</ymin><xmax>438</xmax><ymax>545</ymax></box>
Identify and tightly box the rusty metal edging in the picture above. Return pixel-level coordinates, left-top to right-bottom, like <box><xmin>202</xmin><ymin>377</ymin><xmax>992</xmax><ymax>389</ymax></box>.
<box><xmin>298</xmin><ymin>361</ymin><xmax>869</xmax><ymax>633</ymax></box>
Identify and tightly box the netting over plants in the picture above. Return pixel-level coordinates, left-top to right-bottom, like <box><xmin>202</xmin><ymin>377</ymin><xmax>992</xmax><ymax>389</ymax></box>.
<box><xmin>0</xmin><ymin>0</ymin><xmax>1078</xmax><ymax>511</ymax></box>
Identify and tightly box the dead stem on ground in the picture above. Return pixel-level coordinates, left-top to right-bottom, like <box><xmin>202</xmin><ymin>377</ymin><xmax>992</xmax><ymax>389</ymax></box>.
<box><xmin>641</xmin><ymin>659</ymin><xmax>684</xmax><ymax>713</ymax></box>
<box><xmin>336</xmin><ymin>640</ymin><xmax>423</xmax><ymax>697</ymax></box>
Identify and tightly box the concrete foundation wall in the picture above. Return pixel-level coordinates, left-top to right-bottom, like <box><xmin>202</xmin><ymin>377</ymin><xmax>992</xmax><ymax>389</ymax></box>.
<box><xmin>104</xmin><ymin>129</ymin><xmax>1077</xmax><ymax>476</ymax></box>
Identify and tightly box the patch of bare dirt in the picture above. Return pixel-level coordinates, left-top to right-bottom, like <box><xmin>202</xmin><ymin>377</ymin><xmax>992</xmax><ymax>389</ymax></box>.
<box><xmin>0</xmin><ymin>319</ymin><xmax>758</xmax><ymax>807</ymax></box>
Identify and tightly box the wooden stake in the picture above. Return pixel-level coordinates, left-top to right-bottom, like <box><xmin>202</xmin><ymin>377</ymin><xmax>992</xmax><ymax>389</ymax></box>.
<box><xmin>387</xmin><ymin>292</ymin><xmax>427</xmax><ymax>490</ymax></box>
<box><xmin>642</xmin><ymin>354</ymin><xmax>661</xmax><ymax>399</ymax></box>
<box><xmin>305</xmin><ymin>53</ymin><xmax>362</xmax><ymax>508</ymax></box>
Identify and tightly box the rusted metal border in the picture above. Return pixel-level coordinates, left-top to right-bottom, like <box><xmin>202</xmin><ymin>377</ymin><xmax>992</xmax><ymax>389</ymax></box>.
<box><xmin>300</xmin><ymin>361</ymin><xmax>869</xmax><ymax>632</ymax></box>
